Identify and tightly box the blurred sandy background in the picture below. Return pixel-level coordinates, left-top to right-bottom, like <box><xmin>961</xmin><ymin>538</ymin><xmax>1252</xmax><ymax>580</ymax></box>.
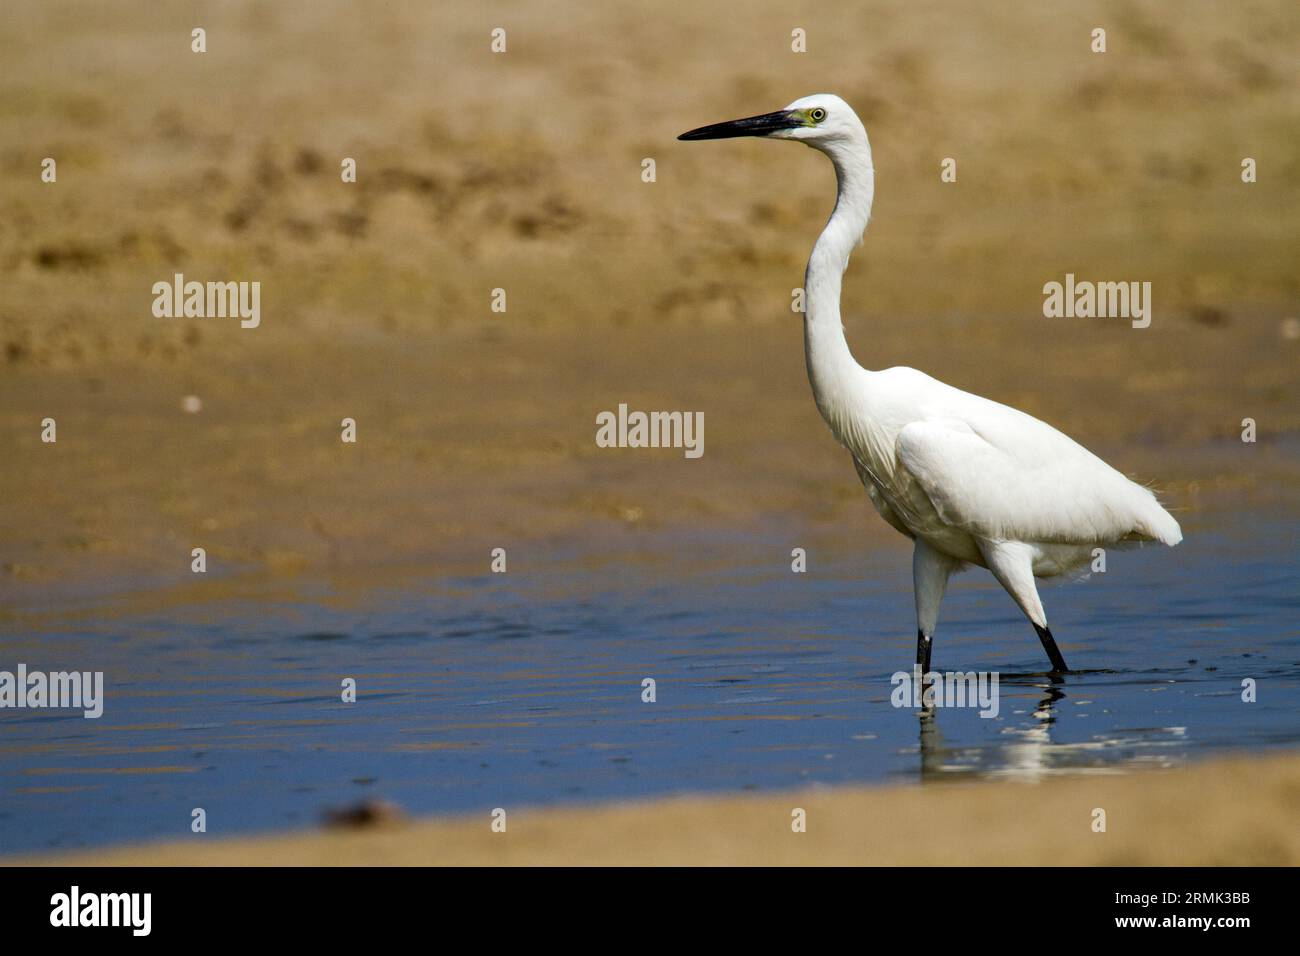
<box><xmin>1</xmin><ymin>0</ymin><xmax>1296</xmax><ymax>605</ymax></box>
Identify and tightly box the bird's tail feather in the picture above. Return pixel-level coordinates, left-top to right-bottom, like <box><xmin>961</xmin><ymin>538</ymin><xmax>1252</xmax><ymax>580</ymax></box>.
<box><xmin>1136</xmin><ymin>501</ymin><xmax>1183</xmax><ymax>546</ymax></box>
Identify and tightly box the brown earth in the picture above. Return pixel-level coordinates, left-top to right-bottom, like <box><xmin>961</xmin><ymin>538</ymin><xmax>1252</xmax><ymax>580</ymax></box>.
<box><xmin>2</xmin><ymin>0</ymin><xmax>1297</xmax><ymax>610</ymax></box>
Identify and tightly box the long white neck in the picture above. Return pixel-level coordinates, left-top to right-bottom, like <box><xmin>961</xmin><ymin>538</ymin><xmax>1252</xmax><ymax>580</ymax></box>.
<box><xmin>802</xmin><ymin>132</ymin><xmax>875</xmax><ymax>427</ymax></box>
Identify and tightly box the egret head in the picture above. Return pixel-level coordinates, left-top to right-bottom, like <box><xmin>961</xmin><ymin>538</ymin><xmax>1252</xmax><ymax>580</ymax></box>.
<box><xmin>678</xmin><ymin>94</ymin><xmax>864</xmax><ymax>149</ymax></box>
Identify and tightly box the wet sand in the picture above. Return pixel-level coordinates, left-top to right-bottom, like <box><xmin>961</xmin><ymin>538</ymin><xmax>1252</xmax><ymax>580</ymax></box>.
<box><xmin>4</xmin><ymin>316</ymin><xmax>1297</xmax><ymax>618</ymax></box>
<box><xmin>15</xmin><ymin>751</ymin><xmax>1300</xmax><ymax>866</ymax></box>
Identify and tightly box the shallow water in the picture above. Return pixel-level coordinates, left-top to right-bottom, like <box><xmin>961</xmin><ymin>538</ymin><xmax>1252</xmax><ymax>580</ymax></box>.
<box><xmin>1</xmin><ymin>508</ymin><xmax>1297</xmax><ymax>855</ymax></box>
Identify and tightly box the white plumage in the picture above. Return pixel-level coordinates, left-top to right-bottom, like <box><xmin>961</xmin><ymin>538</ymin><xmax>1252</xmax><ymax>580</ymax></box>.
<box><xmin>681</xmin><ymin>93</ymin><xmax>1181</xmax><ymax>674</ymax></box>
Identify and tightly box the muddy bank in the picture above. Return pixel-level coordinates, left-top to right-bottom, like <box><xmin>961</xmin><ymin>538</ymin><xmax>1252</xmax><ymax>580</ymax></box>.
<box><xmin>14</xmin><ymin>752</ymin><xmax>1299</xmax><ymax>866</ymax></box>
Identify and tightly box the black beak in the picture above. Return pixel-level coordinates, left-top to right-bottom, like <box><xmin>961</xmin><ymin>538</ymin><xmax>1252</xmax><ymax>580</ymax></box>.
<box><xmin>678</xmin><ymin>109</ymin><xmax>801</xmax><ymax>141</ymax></box>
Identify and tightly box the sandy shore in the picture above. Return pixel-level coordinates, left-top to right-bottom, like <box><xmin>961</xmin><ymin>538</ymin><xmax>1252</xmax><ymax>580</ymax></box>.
<box><xmin>5</xmin><ymin>319</ymin><xmax>1296</xmax><ymax>619</ymax></box>
<box><xmin>13</xmin><ymin>751</ymin><xmax>1299</xmax><ymax>866</ymax></box>
<box><xmin>3</xmin><ymin>0</ymin><xmax>1299</xmax><ymax>611</ymax></box>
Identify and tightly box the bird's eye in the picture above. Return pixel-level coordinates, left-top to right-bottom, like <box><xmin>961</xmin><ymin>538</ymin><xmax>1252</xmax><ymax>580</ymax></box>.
<box><xmin>809</xmin><ymin>108</ymin><xmax>827</xmax><ymax>123</ymax></box>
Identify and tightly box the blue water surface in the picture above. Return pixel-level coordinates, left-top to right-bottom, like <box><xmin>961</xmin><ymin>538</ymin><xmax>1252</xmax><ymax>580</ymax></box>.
<box><xmin>0</xmin><ymin>507</ymin><xmax>1296</xmax><ymax>855</ymax></box>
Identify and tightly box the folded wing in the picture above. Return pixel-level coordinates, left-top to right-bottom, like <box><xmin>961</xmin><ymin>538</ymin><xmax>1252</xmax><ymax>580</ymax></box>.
<box><xmin>896</xmin><ymin>415</ymin><xmax>1182</xmax><ymax>547</ymax></box>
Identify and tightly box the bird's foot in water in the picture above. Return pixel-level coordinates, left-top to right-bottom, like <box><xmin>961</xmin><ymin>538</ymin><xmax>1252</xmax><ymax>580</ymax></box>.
<box><xmin>1033</xmin><ymin>623</ymin><xmax>1070</xmax><ymax>674</ymax></box>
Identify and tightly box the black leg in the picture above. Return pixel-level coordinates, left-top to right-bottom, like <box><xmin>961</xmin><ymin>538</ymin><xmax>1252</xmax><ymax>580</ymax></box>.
<box><xmin>916</xmin><ymin>629</ymin><xmax>937</xmax><ymax>715</ymax></box>
<box><xmin>1033</xmin><ymin>624</ymin><xmax>1069</xmax><ymax>673</ymax></box>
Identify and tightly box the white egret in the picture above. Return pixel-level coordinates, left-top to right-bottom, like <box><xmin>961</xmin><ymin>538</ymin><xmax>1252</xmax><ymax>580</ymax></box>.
<box><xmin>679</xmin><ymin>94</ymin><xmax>1182</xmax><ymax>674</ymax></box>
